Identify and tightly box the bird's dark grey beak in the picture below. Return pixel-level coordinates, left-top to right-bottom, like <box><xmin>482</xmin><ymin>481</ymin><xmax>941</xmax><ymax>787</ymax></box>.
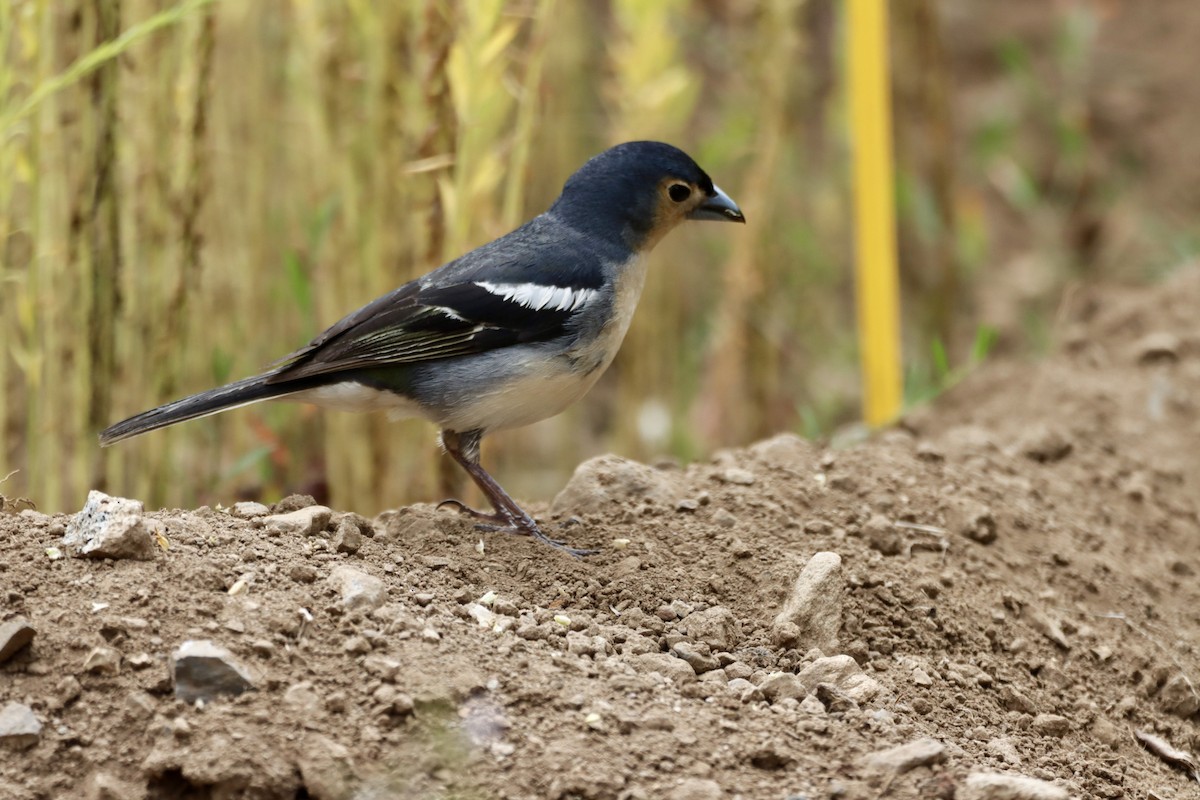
<box><xmin>689</xmin><ymin>184</ymin><xmax>745</xmax><ymax>223</ymax></box>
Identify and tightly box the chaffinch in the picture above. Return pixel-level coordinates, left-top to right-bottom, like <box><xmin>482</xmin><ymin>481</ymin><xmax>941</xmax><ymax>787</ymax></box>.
<box><xmin>101</xmin><ymin>141</ymin><xmax>745</xmax><ymax>555</ymax></box>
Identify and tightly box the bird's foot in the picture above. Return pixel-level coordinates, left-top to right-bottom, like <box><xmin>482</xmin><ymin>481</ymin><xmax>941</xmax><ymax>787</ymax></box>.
<box><xmin>436</xmin><ymin>498</ymin><xmax>596</xmax><ymax>557</ymax></box>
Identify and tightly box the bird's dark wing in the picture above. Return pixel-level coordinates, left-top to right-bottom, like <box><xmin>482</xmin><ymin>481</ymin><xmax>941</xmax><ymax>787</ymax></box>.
<box><xmin>264</xmin><ymin>271</ymin><xmax>601</xmax><ymax>384</ymax></box>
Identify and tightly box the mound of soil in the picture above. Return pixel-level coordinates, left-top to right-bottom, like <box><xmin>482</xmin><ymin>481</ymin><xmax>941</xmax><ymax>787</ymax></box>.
<box><xmin>3</xmin><ymin>268</ymin><xmax>1199</xmax><ymax>799</ymax></box>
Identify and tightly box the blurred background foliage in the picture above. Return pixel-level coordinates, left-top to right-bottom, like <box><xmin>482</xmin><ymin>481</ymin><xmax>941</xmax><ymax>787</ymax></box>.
<box><xmin>3</xmin><ymin>0</ymin><xmax>1198</xmax><ymax>513</ymax></box>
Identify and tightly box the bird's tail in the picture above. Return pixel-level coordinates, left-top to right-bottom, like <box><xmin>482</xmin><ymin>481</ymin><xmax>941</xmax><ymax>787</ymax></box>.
<box><xmin>99</xmin><ymin>374</ymin><xmax>304</xmax><ymax>446</ymax></box>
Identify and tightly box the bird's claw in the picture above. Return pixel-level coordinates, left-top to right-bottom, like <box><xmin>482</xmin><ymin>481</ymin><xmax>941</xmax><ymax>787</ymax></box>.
<box><xmin>436</xmin><ymin>498</ymin><xmax>596</xmax><ymax>557</ymax></box>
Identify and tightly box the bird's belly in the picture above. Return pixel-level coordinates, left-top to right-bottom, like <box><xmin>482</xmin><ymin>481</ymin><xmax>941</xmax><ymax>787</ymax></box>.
<box><xmin>289</xmin><ymin>382</ymin><xmax>427</xmax><ymax>420</ymax></box>
<box><xmin>432</xmin><ymin>356</ymin><xmax>601</xmax><ymax>433</ymax></box>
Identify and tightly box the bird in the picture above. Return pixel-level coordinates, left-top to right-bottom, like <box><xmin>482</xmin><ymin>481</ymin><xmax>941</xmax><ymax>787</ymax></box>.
<box><xmin>100</xmin><ymin>141</ymin><xmax>745</xmax><ymax>555</ymax></box>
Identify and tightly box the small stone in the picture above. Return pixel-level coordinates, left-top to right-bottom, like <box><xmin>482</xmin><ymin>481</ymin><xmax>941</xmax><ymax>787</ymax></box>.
<box><xmin>284</xmin><ymin>681</ymin><xmax>321</xmax><ymax>713</ymax></box>
<box><xmin>1159</xmin><ymin>673</ymin><xmax>1200</xmax><ymax>717</ymax></box>
<box><xmin>273</xmin><ymin>493</ymin><xmax>317</xmax><ymax>513</ymax></box>
<box><xmin>861</xmin><ymin>737</ymin><xmax>946</xmax><ymax>774</ymax></box>
<box><xmin>632</xmin><ymin>652</ymin><xmax>696</xmax><ymax>684</ymax></box>
<box><xmin>712</xmin><ymin>508</ymin><xmax>738</xmax><ymax>529</ymax></box>
<box><xmin>171</xmin><ymin>640</ymin><xmax>256</xmax><ymax>702</ymax></box>
<box><xmin>864</xmin><ymin>514</ymin><xmax>901</xmax><ymax>555</ymax></box>
<box><xmin>758</xmin><ymin>672</ymin><xmax>805</xmax><ymax>702</ymax></box>
<box><xmin>231</xmin><ymin>501</ymin><xmax>270</xmax><ymax>519</ymax></box>
<box><xmin>987</xmin><ymin>737</ymin><xmax>1022</xmax><ymax>765</ymax></box>
<box><xmin>798</xmin><ymin>655</ymin><xmax>881</xmax><ymax>703</ymax></box>
<box><xmin>329</xmin><ymin>565</ymin><xmax>386</xmax><ymax>612</ymax></box>
<box><xmin>86</xmin><ymin>771</ymin><xmax>142</xmax><ymax>800</ymax></box>
<box><xmin>264</xmin><ymin>505</ymin><xmax>332</xmax><ymax>537</ymax></box>
<box><xmin>420</xmin><ymin>627</ymin><xmax>441</xmax><ymax>643</ymax></box>
<box><xmin>1016</xmin><ymin>425</ymin><xmax>1072</xmax><ymax>463</ymax></box>
<box><xmin>54</xmin><ymin>676</ymin><xmax>82</xmax><ymax>708</ymax></box>
<box><xmin>289</xmin><ymin>564</ymin><xmax>319</xmax><ymax>584</ymax></box>
<box><xmin>413</xmin><ymin>593</ymin><xmax>435</xmax><ymax>607</ymax></box>
<box><xmin>127</xmin><ymin>652</ymin><xmax>154</xmax><ymax>670</ymax></box>
<box><xmin>667</xmin><ymin>777</ymin><xmax>724</xmax><ymax>800</ymax></box>
<box><xmin>672</xmin><ymin>641</ymin><xmax>721</xmax><ymax>674</ymax></box>
<box><xmin>0</xmin><ymin>616</ymin><xmax>35</xmax><ymax>664</ymax></box>
<box><xmin>1133</xmin><ymin>331</ymin><xmax>1180</xmax><ymax>364</ymax></box>
<box><xmin>0</xmin><ymin>701</ymin><xmax>41</xmax><ymax>749</ymax></box>
<box><xmin>83</xmin><ymin>646</ymin><xmax>122</xmax><ymax>675</ymax></box>
<box><xmin>727</xmin><ymin>678</ymin><xmax>761</xmax><ymax>703</ymax></box>
<box><xmin>1028</xmin><ymin>609</ymin><xmax>1070</xmax><ymax>649</ymax></box>
<box><xmin>675</xmin><ymin>498</ymin><xmax>699</xmax><ymax>512</ymax></box>
<box><xmin>999</xmin><ymin>686</ymin><xmax>1037</xmax><ymax>714</ymax></box>
<box><xmin>798</xmin><ymin>694</ymin><xmax>826</xmax><ymax>714</ymax></box>
<box><xmin>362</xmin><ymin>654</ymin><xmax>402</xmax><ymax>681</ymax></box>
<box><xmin>960</xmin><ymin>772</ymin><xmax>1068</xmax><ymax>800</ymax></box>
<box><xmin>955</xmin><ymin>501</ymin><xmax>998</xmax><ymax>545</ymax></box>
<box><xmin>343</xmin><ymin>635</ymin><xmax>371</xmax><ymax>654</ymax></box>
<box><xmin>298</xmin><ymin>733</ymin><xmax>361</xmax><ymax>800</ymax></box>
<box><xmin>550</xmin><ymin>455</ymin><xmax>679</xmax><ymax>516</ymax></box>
<box><xmin>62</xmin><ymin>490</ymin><xmax>144</xmax><ymax>548</ymax></box>
<box><xmin>911</xmin><ymin>668</ymin><xmax>933</xmax><ymax>686</ymax></box>
<box><xmin>771</xmin><ymin>551</ymin><xmax>843</xmax><ymax>652</ymax></box>
<box><xmin>1031</xmin><ymin>713</ymin><xmax>1070</xmax><ymax>737</ymax></box>
<box><xmin>466</xmin><ymin>603</ymin><xmax>496</xmax><ymax>630</ymax></box>
<box><xmin>684</xmin><ymin>606</ymin><xmax>742</xmax><ymax>652</ymax></box>
<box><xmin>334</xmin><ymin>519</ymin><xmax>363</xmax><ymax>554</ymax></box>
<box><xmin>75</xmin><ymin>514</ymin><xmax>157</xmax><ymax>561</ymax></box>
<box><xmin>720</xmin><ymin>468</ymin><xmax>755</xmax><ymax>486</ymax></box>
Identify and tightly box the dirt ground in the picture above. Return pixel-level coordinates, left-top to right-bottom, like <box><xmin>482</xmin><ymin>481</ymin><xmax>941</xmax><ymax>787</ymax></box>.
<box><xmin>3</xmin><ymin>267</ymin><xmax>1200</xmax><ymax>800</ymax></box>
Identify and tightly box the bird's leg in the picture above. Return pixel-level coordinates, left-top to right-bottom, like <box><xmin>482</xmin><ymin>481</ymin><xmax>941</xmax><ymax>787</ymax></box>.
<box><xmin>437</xmin><ymin>429</ymin><xmax>596</xmax><ymax>556</ymax></box>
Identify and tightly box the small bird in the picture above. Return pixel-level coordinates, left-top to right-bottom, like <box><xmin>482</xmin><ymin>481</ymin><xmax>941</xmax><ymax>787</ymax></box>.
<box><xmin>100</xmin><ymin>141</ymin><xmax>744</xmax><ymax>555</ymax></box>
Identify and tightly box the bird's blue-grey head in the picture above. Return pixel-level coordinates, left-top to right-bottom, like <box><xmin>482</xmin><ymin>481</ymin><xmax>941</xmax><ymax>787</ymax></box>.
<box><xmin>549</xmin><ymin>141</ymin><xmax>745</xmax><ymax>251</ymax></box>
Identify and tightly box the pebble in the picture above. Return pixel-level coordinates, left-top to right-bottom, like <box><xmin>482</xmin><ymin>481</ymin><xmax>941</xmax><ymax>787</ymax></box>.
<box><xmin>632</xmin><ymin>652</ymin><xmax>696</xmax><ymax>684</ymax></box>
<box><xmin>1133</xmin><ymin>331</ymin><xmax>1180</xmax><ymax>363</ymax></box>
<box><xmin>171</xmin><ymin>640</ymin><xmax>256</xmax><ymax>702</ymax></box>
<box><xmin>999</xmin><ymin>686</ymin><xmax>1036</xmax><ymax>714</ymax></box>
<box><xmin>230</xmin><ymin>501</ymin><xmax>270</xmax><ymax>519</ymax></box>
<box><xmin>288</xmin><ymin>564</ymin><xmax>319</xmax><ymax>584</ymax></box>
<box><xmin>83</xmin><ymin>645</ymin><xmax>122</xmax><ymax>675</ymax></box>
<box><xmin>1016</xmin><ymin>425</ymin><xmax>1072</xmax><ymax>463</ymax></box>
<box><xmin>771</xmin><ymin>551</ymin><xmax>843</xmax><ymax>651</ymax></box>
<box><xmin>959</xmin><ymin>772</ymin><xmax>1068</xmax><ymax>800</ymax></box>
<box><xmin>675</xmin><ymin>498</ymin><xmax>699</xmax><ymax>512</ymax></box>
<box><xmin>798</xmin><ymin>655</ymin><xmax>882</xmax><ymax>703</ymax></box>
<box><xmin>1031</xmin><ymin>713</ymin><xmax>1070</xmax><ymax>737</ymax></box>
<box><xmin>0</xmin><ymin>701</ymin><xmax>42</xmax><ymax>749</ymax></box>
<box><xmin>549</xmin><ymin>454</ymin><xmax>678</xmax><ymax>516</ymax></box>
<box><xmin>86</xmin><ymin>771</ymin><xmax>141</xmax><ymax>800</ymax></box>
<box><xmin>684</xmin><ymin>605</ymin><xmax>742</xmax><ymax>652</ymax></box>
<box><xmin>297</xmin><ymin>734</ymin><xmax>361</xmax><ymax>800</ymax></box>
<box><xmin>76</xmin><ymin>514</ymin><xmax>158</xmax><ymax>561</ymax></box>
<box><xmin>274</xmin><ymin>493</ymin><xmax>317</xmax><ymax>512</ymax></box>
<box><xmin>711</xmin><ymin>508</ymin><xmax>738</xmax><ymax>529</ymax></box>
<box><xmin>672</xmin><ymin>641</ymin><xmax>721</xmax><ymax>674</ymax></box>
<box><xmin>863</xmin><ymin>514</ymin><xmax>902</xmax><ymax>556</ymax></box>
<box><xmin>263</xmin><ymin>505</ymin><xmax>332</xmax><ymax>537</ymax></box>
<box><xmin>758</xmin><ymin>672</ymin><xmax>806</xmax><ymax>702</ymax></box>
<box><xmin>955</xmin><ymin>501</ymin><xmax>998</xmax><ymax>544</ymax></box>
<box><xmin>54</xmin><ymin>676</ymin><xmax>82</xmax><ymax>708</ymax></box>
<box><xmin>329</xmin><ymin>565</ymin><xmax>386</xmax><ymax>612</ymax></box>
<box><xmin>720</xmin><ymin>467</ymin><xmax>756</xmax><ymax>486</ymax></box>
<box><xmin>987</xmin><ymin>737</ymin><xmax>1022</xmax><ymax>765</ymax></box>
<box><xmin>284</xmin><ymin>681</ymin><xmax>321</xmax><ymax>713</ymax></box>
<box><xmin>0</xmin><ymin>616</ymin><xmax>35</xmax><ymax>664</ymax></box>
<box><xmin>62</xmin><ymin>491</ymin><xmax>144</xmax><ymax>548</ymax></box>
<box><xmin>727</xmin><ymin>678</ymin><xmax>762</xmax><ymax>703</ymax></box>
<box><xmin>798</xmin><ymin>694</ymin><xmax>826</xmax><ymax>714</ymax></box>
<box><xmin>861</xmin><ymin>737</ymin><xmax>946</xmax><ymax>774</ymax></box>
<box><xmin>1159</xmin><ymin>673</ymin><xmax>1200</xmax><ymax>717</ymax></box>
<box><xmin>334</xmin><ymin>518</ymin><xmax>363</xmax><ymax>554</ymax></box>
<box><xmin>666</xmin><ymin>777</ymin><xmax>724</xmax><ymax>800</ymax></box>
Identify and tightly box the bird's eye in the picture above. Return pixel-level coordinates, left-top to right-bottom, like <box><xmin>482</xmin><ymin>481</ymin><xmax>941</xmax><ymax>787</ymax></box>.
<box><xmin>668</xmin><ymin>183</ymin><xmax>692</xmax><ymax>203</ymax></box>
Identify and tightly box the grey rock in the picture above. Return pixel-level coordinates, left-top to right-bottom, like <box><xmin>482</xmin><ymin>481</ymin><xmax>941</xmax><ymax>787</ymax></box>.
<box><xmin>230</xmin><ymin>501</ymin><xmax>270</xmax><ymax>519</ymax></box>
<box><xmin>798</xmin><ymin>655</ymin><xmax>882</xmax><ymax>702</ymax></box>
<box><xmin>684</xmin><ymin>605</ymin><xmax>742</xmax><ymax>652</ymax></box>
<box><xmin>172</xmin><ymin>640</ymin><xmax>256</xmax><ymax>702</ymax></box>
<box><xmin>1031</xmin><ymin>713</ymin><xmax>1070</xmax><ymax>737</ymax></box>
<box><xmin>0</xmin><ymin>701</ymin><xmax>41</xmax><ymax>749</ymax></box>
<box><xmin>0</xmin><ymin>616</ymin><xmax>35</xmax><ymax>664</ymax></box>
<box><xmin>264</xmin><ymin>505</ymin><xmax>332</xmax><ymax>537</ymax></box>
<box><xmin>1016</xmin><ymin>425</ymin><xmax>1072</xmax><ymax>463</ymax></box>
<box><xmin>861</xmin><ymin>737</ymin><xmax>946</xmax><ymax>774</ymax></box>
<box><xmin>334</xmin><ymin>519</ymin><xmax>363</xmax><ymax>554</ymax></box>
<box><xmin>720</xmin><ymin>467</ymin><xmax>755</xmax><ymax>486</ymax></box>
<box><xmin>284</xmin><ymin>681</ymin><xmax>321</xmax><ymax>714</ymax></box>
<box><xmin>960</xmin><ymin>772</ymin><xmax>1068</xmax><ymax>800</ymax></box>
<box><xmin>62</xmin><ymin>490</ymin><xmax>144</xmax><ymax>547</ymax></box>
<box><xmin>987</xmin><ymin>737</ymin><xmax>1022</xmax><ymax>766</ymax></box>
<box><xmin>758</xmin><ymin>672</ymin><xmax>806</xmax><ymax>702</ymax></box>
<box><xmin>864</xmin><ymin>514</ymin><xmax>902</xmax><ymax>555</ymax></box>
<box><xmin>329</xmin><ymin>565</ymin><xmax>386</xmax><ymax>612</ymax></box>
<box><xmin>666</xmin><ymin>777</ymin><xmax>724</xmax><ymax>800</ymax></box>
<box><xmin>83</xmin><ymin>645</ymin><xmax>122</xmax><ymax>675</ymax></box>
<box><xmin>955</xmin><ymin>500</ymin><xmax>998</xmax><ymax>544</ymax></box>
<box><xmin>771</xmin><ymin>551</ymin><xmax>843</xmax><ymax>651</ymax></box>
<box><xmin>298</xmin><ymin>733</ymin><xmax>360</xmax><ymax>800</ymax></box>
<box><xmin>999</xmin><ymin>685</ymin><xmax>1037</xmax><ymax>714</ymax></box>
<box><xmin>632</xmin><ymin>652</ymin><xmax>695</xmax><ymax>684</ymax></box>
<box><xmin>550</xmin><ymin>455</ymin><xmax>678</xmax><ymax>516</ymax></box>
<box><xmin>1159</xmin><ymin>673</ymin><xmax>1200</xmax><ymax>717</ymax></box>
<box><xmin>671</xmin><ymin>641</ymin><xmax>721</xmax><ymax>674</ymax></box>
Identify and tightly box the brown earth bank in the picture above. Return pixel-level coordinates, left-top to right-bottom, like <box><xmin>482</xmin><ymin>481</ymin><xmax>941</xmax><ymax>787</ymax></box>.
<box><xmin>3</xmin><ymin>267</ymin><xmax>1200</xmax><ymax>800</ymax></box>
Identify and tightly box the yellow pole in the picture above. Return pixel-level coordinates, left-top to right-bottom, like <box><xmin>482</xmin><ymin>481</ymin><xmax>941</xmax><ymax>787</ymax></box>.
<box><xmin>848</xmin><ymin>0</ymin><xmax>902</xmax><ymax>426</ymax></box>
